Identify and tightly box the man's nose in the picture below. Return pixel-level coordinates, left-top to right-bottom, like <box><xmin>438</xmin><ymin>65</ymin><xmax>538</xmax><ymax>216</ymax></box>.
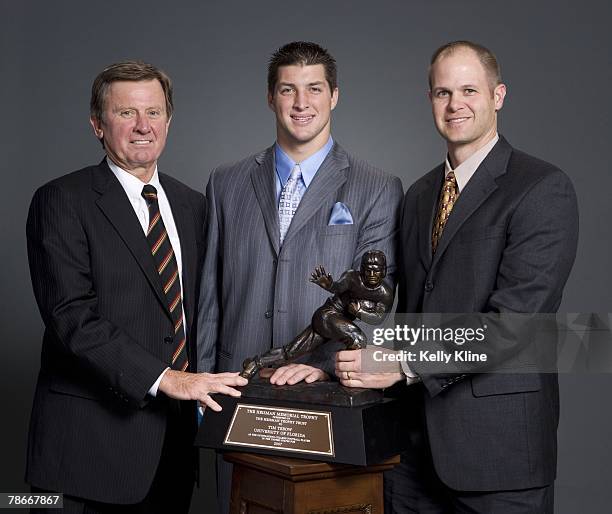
<box><xmin>447</xmin><ymin>93</ymin><xmax>463</xmax><ymax>112</ymax></box>
<box><xmin>293</xmin><ymin>89</ymin><xmax>308</xmax><ymax>110</ymax></box>
<box><xmin>134</xmin><ymin>113</ymin><xmax>151</xmax><ymax>133</ymax></box>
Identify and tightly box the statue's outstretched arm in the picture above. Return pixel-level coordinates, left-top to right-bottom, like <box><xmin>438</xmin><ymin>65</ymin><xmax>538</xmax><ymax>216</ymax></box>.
<box><xmin>310</xmin><ymin>265</ymin><xmax>340</xmax><ymax>292</ymax></box>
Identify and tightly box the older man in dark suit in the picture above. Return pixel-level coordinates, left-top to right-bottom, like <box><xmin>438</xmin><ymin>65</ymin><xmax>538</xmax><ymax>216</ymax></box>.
<box><xmin>336</xmin><ymin>41</ymin><xmax>578</xmax><ymax>513</ymax></box>
<box><xmin>26</xmin><ymin>61</ymin><xmax>247</xmax><ymax>514</ymax></box>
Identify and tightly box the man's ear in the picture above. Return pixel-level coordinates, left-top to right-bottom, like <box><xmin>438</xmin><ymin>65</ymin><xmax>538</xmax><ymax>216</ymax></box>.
<box><xmin>330</xmin><ymin>87</ymin><xmax>339</xmax><ymax>110</ymax></box>
<box><xmin>494</xmin><ymin>83</ymin><xmax>507</xmax><ymax>112</ymax></box>
<box><xmin>90</xmin><ymin>116</ymin><xmax>103</xmax><ymax>140</ymax></box>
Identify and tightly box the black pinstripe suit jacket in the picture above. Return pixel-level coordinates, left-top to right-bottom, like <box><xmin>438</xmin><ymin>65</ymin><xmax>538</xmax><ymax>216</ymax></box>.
<box><xmin>25</xmin><ymin>160</ymin><xmax>206</xmax><ymax>503</ymax></box>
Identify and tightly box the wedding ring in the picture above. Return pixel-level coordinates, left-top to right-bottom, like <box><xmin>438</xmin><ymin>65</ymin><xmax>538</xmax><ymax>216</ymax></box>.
<box><xmin>346</xmin><ymin>371</ymin><xmax>351</xmax><ymax>380</ymax></box>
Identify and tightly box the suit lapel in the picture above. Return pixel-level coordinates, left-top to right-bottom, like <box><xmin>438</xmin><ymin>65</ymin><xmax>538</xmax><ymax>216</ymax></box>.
<box><xmin>160</xmin><ymin>174</ymin><xmax>197</xmax><ymax>333</ymax></box>
<box><xmin>92</xmin><ymin>161</ymin><xmax>171</xmax><ymax>320</ymax></box>
<box><xmin>281</xmin><ymin>143</ymin><xmax>349</xmax><ymax>246</ymax></box>
<box><xmin>431</xmin><ymin>137</ymin><xmax>513</xmax><ymax>267</ymax></box>
<box><xmin>417</xmin><ymin>166</ymin><xmax>444</xmax><ymax>267</ymax></box>
<box><xmin>251</xmin><ymin>147</ymin><xmax>281</xmax><ymax>256</ymax></box>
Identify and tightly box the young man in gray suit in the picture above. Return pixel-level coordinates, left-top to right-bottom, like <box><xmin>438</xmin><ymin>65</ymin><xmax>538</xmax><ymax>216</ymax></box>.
<box><xmin>335</xmin><ymin>41</ymin><xmax>579</xmax><ymax>512</ymax></box>
<box><xmin>197</xmin><ymin>41</ymin><xmax>403</xmax><ymax>513</ymax></box>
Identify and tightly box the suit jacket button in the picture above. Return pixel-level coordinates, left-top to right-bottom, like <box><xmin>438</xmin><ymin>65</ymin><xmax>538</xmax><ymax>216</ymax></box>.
<box><xmin>164</xmin><ymin>336</ymin><xmax>174</xmax><ymax>344</ymax></box>
<box><xmin>425</xmin><ymin>281</ymin><xmax>434</xmax><ymax>292</ymax></box>
<box><xmin>265</xmin><ymin>310</ymin><xmax>274</xmax><ymax>319</ymax></box>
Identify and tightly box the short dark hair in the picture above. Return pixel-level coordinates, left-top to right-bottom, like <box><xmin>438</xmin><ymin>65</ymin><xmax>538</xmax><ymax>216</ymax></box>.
<box><xmin>268</xmin><ymin>41</ymin><xmax>337</xmax><ymax>94</ymax></box>
<box><xmin>90</xmin><ymin>61</ymin><xmax>173</xmax><ymax>121</ymax></box>
<box><xmin>428</xmin><ymin>41</ymin><xmax>502</xmax><ymax>91</ymax></box>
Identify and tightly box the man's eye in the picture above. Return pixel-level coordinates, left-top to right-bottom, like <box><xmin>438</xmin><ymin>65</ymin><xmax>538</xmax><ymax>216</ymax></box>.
<box><xmin>465</xmin><ymin>88</ymin><xmax>476</xmax><ymax>95</ymax></box>
<box><xmin>310</xmin><ymin>87</ymin><xmax>322</xmax><ymax>93</ymax></box>
<box><xmin>120</xmin><ymin>110</ymin><xmax>135</xmax><ymax>118</ymax></box>
<box><xmin>148</xmin><ymin>110</ymin><xmax>161</xmax><ymax>117</ymax></box>
<box><xmin>280</xmin><ymin>87</ymin><xmax>294</xmax><ymax>95</ymax></box>
<box><xmin>436</xmin><ymin>91</ymin><xmax>449</xmax><ymax>98</ymax></box>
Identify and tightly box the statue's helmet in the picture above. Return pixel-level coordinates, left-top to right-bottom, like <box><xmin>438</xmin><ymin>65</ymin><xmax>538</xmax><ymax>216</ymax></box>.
<box><xmin>360</xmin><ymin>250</ymin><xmax>387</xmax><ymax>273</ymax></box>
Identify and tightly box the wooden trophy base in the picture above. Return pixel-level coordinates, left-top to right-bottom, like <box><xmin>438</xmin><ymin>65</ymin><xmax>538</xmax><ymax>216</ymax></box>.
<box><xmin>225</xmin><ymin>451</ymin><xmax>399</xmax><ymax>514</ymax></box>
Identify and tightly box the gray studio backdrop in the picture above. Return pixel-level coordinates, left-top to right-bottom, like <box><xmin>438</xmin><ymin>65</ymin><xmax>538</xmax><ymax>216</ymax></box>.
<box><xmin>2</xmin><ymin>1</ymin><xmax>611</xmax><ymax>512</ymax></box>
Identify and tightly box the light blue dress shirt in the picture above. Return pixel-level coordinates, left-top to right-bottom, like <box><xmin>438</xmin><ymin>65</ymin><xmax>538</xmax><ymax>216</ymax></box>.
<box><xmin>274</xmin><ymin>137</ymin><xmax>334</xmax><ymax>203</ymax></box>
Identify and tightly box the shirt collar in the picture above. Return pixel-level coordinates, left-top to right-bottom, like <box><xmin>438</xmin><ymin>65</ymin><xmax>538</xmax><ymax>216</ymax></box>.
<box><xmin>274</xmin><ymin>136</ymin><xmax>334</xmax><ymax>188</ymax></box>
<box><xmin>444</xmin><ymin>134</ymin><xmax>499</xmax><ymax>192</ymax></box>
<box><xmin>107</xmin><ymin>157</ymin><xmax>161</xmax><ymax>200</ymax></box>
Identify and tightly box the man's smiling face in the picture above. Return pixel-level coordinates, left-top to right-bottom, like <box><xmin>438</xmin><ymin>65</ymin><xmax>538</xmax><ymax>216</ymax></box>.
<box><xmin>90</xmin><ymin>79</ymin><xmax>170</xmax><ymax>181</ymax></box>
<box><xmin>268</xmin><ymin>64</ymin><xmax>338</xmax><ymax>157</ymax></box>
<box><xmin>429</xmin><ymin>48</ymin><xmax>505</xmax><ymax>162</ymax></box>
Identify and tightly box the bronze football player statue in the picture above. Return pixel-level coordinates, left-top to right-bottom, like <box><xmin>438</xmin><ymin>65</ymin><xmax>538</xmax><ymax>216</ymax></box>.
<box><xmin>240</xmin><ymin>250</ymin><xmax>393</xmax><ymax>379</ymax></box>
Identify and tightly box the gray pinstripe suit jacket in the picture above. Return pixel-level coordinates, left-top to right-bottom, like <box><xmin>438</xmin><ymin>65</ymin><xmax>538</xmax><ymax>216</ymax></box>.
<box><xmin>197</xmin><ymin>142</ymin><xmax>403</xmax><ymax>374</ymax></box>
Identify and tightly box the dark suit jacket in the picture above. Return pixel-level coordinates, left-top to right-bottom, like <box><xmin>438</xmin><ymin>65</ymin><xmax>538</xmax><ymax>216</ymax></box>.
<box><xmin>25</xmin><ymin>160</ymin><xmax>206</xmax><ymax>503</ymax></box>
<box><xmin>398</xmin><ymin>136</ymin><xmax>578</xmax><ymax>491</ymax></box>
<box><xmin>198</xmin><ymin>142</ymin><xmax>403</xmax><ymax>375</ymax></box>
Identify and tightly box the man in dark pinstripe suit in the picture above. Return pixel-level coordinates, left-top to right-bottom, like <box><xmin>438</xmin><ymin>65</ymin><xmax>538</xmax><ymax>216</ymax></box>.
<box><xmin>197</xmin><ymin>41</ymin><xmax>403</xmax><ymax>514</ymax></box>
<box><xmin>26</xmin><ymin>61</ymin><xmax>247</xmax><ymax>513</ymax></box>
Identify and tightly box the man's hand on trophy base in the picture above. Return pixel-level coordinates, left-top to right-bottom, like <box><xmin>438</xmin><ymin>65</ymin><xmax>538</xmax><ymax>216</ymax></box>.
<box><xmin>260</xmin><ymin>364</ymin><xmax>330</xmax><ymax>385</ymax></box>
<box><xmin>335</xmin><ymin>349</ymin><xmax>404</xmax><ymax>389</ymax></box>
<box><xmin>159</xmin><ymin>370</ymin><xmax>248</xmax><ymax>411</ymax></box>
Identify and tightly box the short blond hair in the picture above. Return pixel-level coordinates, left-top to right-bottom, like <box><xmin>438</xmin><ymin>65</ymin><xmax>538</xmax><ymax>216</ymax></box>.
<box><xmin>429</xmin><ymin>40</ymin><xmax>502</xmax><ymax>91</ymax></box>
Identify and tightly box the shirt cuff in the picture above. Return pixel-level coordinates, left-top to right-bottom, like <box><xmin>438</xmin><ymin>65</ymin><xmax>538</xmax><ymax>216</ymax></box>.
<box><xmin>148</xmin><ymin>367</ymin><xmax>170</xmax><ymax>397</ymax></box>
<box><xmin>400</xmin><ymin>360</ymin><xmax>422</xmax><ymax>384</ymax></box>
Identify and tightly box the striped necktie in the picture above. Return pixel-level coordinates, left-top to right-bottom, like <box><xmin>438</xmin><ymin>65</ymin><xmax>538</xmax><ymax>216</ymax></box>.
<box><xmin>141</xmin><ymin>185</ymin><xmax>189</xmax><ymax>371</ymax></box>
<box><xmin>278</xmin><ymin>164</ymin><xmax>306</xmax><ymax>244</ymax></box>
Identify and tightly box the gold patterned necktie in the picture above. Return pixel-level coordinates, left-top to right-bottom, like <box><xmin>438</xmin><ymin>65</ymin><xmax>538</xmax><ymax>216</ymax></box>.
<box><xmin>431</xmin><ymin>171</ymin><xmax>459</xmax><ymax>254</ymax></box>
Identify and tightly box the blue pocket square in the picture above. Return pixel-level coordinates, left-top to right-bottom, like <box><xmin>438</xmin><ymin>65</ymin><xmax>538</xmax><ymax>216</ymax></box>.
<box><xmin>329</xmin><ymin>202</ymin><xmax>353</xmax><ymax>225</ymax></box>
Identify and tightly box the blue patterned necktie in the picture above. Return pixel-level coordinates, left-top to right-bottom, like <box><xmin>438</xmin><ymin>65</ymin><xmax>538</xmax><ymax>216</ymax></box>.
<box><xmin>278</xmin><ymin>164</ymin><xmax>306</xmax><ymax>244</ymax></box>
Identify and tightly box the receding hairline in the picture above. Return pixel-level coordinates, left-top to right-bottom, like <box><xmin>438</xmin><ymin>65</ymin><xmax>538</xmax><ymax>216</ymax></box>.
<box><xmin>428</xmin><ymin>42</ymin><xmax>501</xmax><ymax>91</ymax></box>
